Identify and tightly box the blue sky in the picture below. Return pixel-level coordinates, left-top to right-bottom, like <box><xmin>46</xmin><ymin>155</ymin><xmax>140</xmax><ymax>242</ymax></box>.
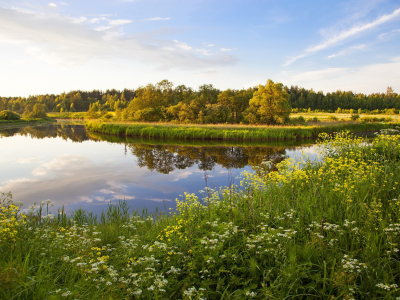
<box><xmin>1</xmin><ymin>0</ymin><xmax>399</xmax><ymax>96</ymax></box>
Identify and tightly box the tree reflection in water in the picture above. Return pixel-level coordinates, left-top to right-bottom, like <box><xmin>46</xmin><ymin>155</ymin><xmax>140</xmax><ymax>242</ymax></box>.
<box><xmin>129</xmin><ymin>144</ymin><xmax>288</xmax><ymax>174</ymax></box>
<box><xmin>1</xmin><ymin>123</ymin><xmax>314</xmax><ymax>174</ymax></box>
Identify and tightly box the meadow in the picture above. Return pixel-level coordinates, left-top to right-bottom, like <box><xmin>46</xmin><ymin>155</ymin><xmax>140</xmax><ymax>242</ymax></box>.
<box><xmin>2</xmin><ymin>128</ymin><xmax>400</xmax><ymax>299</ymax></box>
<box><xmin>292</xmin><ymin>112</ymin><xmax>400</xmax><ymax>123</ymax></box>
<box><xmin>47</xmin><ymin>112</ymin><xmax>87</xmax><ymax>120</ymax></box>
<box><xmin>85</xmin><ymin>120</ymin><xmax>400</xmax><ymax>141</ymax></box>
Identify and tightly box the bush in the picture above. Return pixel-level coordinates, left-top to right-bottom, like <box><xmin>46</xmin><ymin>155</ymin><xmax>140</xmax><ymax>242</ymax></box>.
<box><xmin>327</xmin><ymin>115</ymin><xmax>338</xmax><ymax>121</ymax></box>
<box><xmin>0</xmin><ymin>110</ymin><xmax>21</xmax><ymax>120</ymax></box>
<box><xmin>290</xmin><ymin>116</ymin><xmax>306</xmax><ymax>125</ymax></box>
<box><xmin>351</xmin><ymin>114</ymin><xmax>360</xmax><ymax>121</ymax></box>
<box><xmin>306</xmin><ymin>117</ymin><xmax>320</xmax><ymax>123</ymax></box>
<box><xmin>360</xmin><ymin>117</ymin><xmax>390</xmax><ymax>123</ymax></box>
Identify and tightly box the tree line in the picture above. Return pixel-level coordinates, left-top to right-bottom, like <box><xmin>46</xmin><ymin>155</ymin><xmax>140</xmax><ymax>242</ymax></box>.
<box><xmin>1</xmin><ymin>80</ymin><xmax>398</xmax><ymax>124</ymax></box>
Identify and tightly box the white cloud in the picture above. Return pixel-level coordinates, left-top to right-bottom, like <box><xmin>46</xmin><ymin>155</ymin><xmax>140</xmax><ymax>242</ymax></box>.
<box><xmin>94</xmin><ymin>25</ymin><xmax>111</xmax><ymax>31</ymax></box>
<box><xmin>89</xmin><ymin>18</ymin><xmax>99</xmax><ymax>24</ymax></box>
<box><xmin>99</xmin><ymin>189</ymin><xmax>115</xmax><ymax>194</ymax></box>
<box><xmin>220</xmin><ymin>48</ymin><xmax>232</xmax><ymax>52</ymax></box>
<box><xmin>279</xmin><ymin>57</ymin><xmax>400</xmax><ymax>94</ymax></box>
<box><xmin>60</xmin><ymin>2</ymin><xmax>68</xmax><ymax>5</ymax></box>
<box><xmin>196</xmin><ymin>48</ymin><xmax>212</xmax><ymax>56</ymax></box>
<box><xmin>17</xmin><ymin>157</ymin><xmax>42</xmax><ymax>164</ymax></box>
<box><xmin>109</xmin><ymin>19</ymin><xmax>132</xmax><ymax>26</ymax></box>
<box><xmin>207</xmin><ymin>44</ymin><xmax>214</xmax><ymax>47</ymax></box>
<box><xmin>48</xmin><ymin>3</ymin><xmax>57</xmax><ymax>7</ymax></box>
<box><xmin>285</xmin><ymin>7</ymin><xmax>400</xmax><ymax>65</ymax></box>
<box><xmin>173</xmin><ymin>40</ymin><xmax>192</xmax><ymax>50</ymax></box>
<box><xmin>378</xmin><ymin>28</ymin><xmax>400</xmax><ymax>39</ymax></box>
<box><xmin>327</xmin><ymin>44</ymin><xmax>367</xmax><ymax>59</ymax></box>
<box><xmin>0</xmin><ymin>7</ymin><xmax>237</xmax><ymax>70</ymax></box>
<box><xmin>144</xmin><ymin>17</ymin><xmax>170</xmax><ymax>21</ymax></box>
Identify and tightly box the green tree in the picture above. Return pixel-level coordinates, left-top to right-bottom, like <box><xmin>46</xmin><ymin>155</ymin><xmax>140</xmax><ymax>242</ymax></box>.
<box><xmin>0</xmin><ymin>110</ymin><xmax>21</xmax><ymax>120</ymax></box>
<box><xmin>248</xmin><ymin>79</ymin><xmax>291</xmax><ymax>124</ymax></box>
<box><xmin>24</xmin><ymin>103</ymin><xmax>47</xmax><ymax>118</ymax></box>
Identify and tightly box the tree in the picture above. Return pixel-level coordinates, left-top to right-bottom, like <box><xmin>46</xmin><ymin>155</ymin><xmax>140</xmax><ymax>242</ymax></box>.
<box><xmin>387</xmin><ymin>86</ymin><xmax>394</xmax><ymax>97</ymax></box>
<box><xmin>248</xmin><ymin>79</ymin><xmax>291</xmax><ymax>124</ymax></box>
<box><xmin>0</xmin><ymin>110</ymin><xmax>21</xmax><ymax>120</ymax></box>
<box><xmin>24</xmin><ymin>103</ymin><xmax>47</xmax><ymax>118</ymax></box>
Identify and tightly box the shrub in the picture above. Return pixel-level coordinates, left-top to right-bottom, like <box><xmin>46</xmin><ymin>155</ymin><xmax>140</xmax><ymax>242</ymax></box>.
<box><xmin>0</xmin><ymin>110</ymin><xmax>21</xmax><ymax>120</ymax></box>
<box><xmin>327</xmin><ymin>115</ymin><xmax>338</xmax><ymax>121</ymax></box>
<box><xmin>351</xmin><ymin>114</ymin><xmax>360</xmax><ymax>121</ymax></box>
<box><xmin>306</xmin><ymin>117</ymin><xmax>319</xmax><ymax>123</ymax></box>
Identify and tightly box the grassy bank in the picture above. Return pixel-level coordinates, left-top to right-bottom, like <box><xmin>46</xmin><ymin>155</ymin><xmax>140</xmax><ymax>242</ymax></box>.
<box><xmin>0</xmin><ymin>117</ymin><xmax>55</xmax><ymax>128</ymax></box>
<box><xmin>86</xmin><ymin>121</ymin><xmax>400</xmax><ymax>141</ymax></box>
<box><xmin>47</xmin><ymin>112</ymin><xmax>87</xmax><ymax>120</ymax></box>
<box><xmin>2</xmin><ymin>129</ymin><xmax>400</xmax><ymax>299</ymax></box>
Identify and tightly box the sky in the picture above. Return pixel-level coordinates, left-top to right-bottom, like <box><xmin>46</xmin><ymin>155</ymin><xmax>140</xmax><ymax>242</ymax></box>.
<box><xmin>0</xmin><ymin>0</ymin><xmax>400</xmax><ymax>96</ymax></box>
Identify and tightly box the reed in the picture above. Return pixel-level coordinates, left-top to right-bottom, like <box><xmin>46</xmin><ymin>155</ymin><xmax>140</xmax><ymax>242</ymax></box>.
<box><xmin>86</xmin><ymin>121</ymin><xmax>399</xmax><ymax>141</ymax></box>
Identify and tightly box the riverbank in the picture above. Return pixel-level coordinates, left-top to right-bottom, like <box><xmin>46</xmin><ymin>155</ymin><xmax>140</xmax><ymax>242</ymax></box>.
<box><xmin>86</xmin><ymin>121</ymin><xmax>400</xmax><ymax>140</ymax></box>
<box><xmin>2</xmin><ymin>129</ymin><xmax>400</xmax><ymax>299</ymax></box>
<box><xmin>0</xmin><ymin>117</ymin><xmax>56</xmax><ymax>128</ymax></box>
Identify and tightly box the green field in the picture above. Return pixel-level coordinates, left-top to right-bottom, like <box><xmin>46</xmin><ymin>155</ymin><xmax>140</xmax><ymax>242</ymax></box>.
<box><xmin>292</xmin><ymin>112</ymin><xmax>400</xmax><ymax>122</ymax></box>
<box><xmin>2</xmin><ymin>129</ymin><xmax>400</xmax><ymax>299</ymax></box>
<box><xmin>47</xmin><ymin>112</ymin><xmax>88</xmax><ymax>120</ymax></box>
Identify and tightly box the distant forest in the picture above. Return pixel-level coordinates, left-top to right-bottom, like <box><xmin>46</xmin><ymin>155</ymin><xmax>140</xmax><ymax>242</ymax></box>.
<box><xmin>1</xmin><ymin>80</ymin><xmax>398</xmax><ymax>124</ymax></box>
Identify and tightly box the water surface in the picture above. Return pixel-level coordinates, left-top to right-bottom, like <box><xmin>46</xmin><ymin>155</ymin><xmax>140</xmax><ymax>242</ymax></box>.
<box><xmin>0</xmin><ymin>123</ymin><xmax>317</xmax><ymax>215</ymax></box>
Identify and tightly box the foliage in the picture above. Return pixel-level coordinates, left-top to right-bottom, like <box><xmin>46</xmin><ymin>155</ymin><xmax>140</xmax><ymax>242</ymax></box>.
<box><xmin>23</xmin><ymin>103</ymin><xmax>47</xmax><ymax>119</ymax></box>
<box><xmin>0</xmin><ymin>110</ymin><xmax>21</xmax><ymax>120</ymax></box>
<box><xmin>248</xmin><ymin>80</ymin><xmax>291</xmax><ymax>124</ymax></box>
<box><xmin>2</xmin><ymin>80</ymin><xmax>400</xmax><ymax>125</ymax></box>
<box><xmin>3</xmin><ymin>130</ymin><xmax>400</xmax><ymax>298</ymax></box>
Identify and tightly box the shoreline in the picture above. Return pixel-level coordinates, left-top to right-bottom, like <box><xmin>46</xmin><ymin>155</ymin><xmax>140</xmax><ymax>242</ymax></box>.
<box><xmin>85</xmin><ymin>121</ymin><xmax>400</xmax><ymax>141</ymax></box>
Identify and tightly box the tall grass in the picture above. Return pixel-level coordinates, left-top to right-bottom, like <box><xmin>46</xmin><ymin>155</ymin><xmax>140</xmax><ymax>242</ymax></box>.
<box><xmin>2</xmin><ymin>129</ymin><xmax>400</xmax><ymax>299</ymax></box>
<box><xmin>86</xmin><ymin>121</ymin><xmax>399</xmax><ymax>141</ymax></box>
<box><xmin>0</xmin><ymin>118</ymin><xmax>55</xmax><ymax>127</ymax></box>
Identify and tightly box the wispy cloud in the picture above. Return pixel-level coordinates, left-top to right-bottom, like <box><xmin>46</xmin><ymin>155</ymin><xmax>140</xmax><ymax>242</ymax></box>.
<box><xmin>378</xmin><ymin>28</ymin><xmax>400</xmax><ymax>39</ymax></box>
<box><xmin>144</xmin><ymin>17</ymin><xmax>170</xmax><ymax>21</ymax></box>
<box><xmin>173</xmin><ymin>40</ymin><xmax>192</xmax><ymax>50</ymax></box>
<box><xmin>220</xmin><ymin>48</ymin><xmax>233</xmax><ymax>52</ymax></box>
<box><xmin>94</xmin><ymin>25</ymin><xmax>111</xmax><ymax>31</ymax></box>
<box><xmin>0</xmin><ymin>7</ymin><xmax>237</xmax><ymax>70</ymax></box>
<box><xmin>285</xmin><ymin>7</ymin><xmax>400</xmax><ymax>65</ymax></box>
<box><xmin>327</xmin><ymin>44</ymin><xmax>367</xmax><ymax>59</ymax></box>
<box><xmin>109</xmin><ymin>19</ymin><xmax>132</xmax><ymax>26</ymax></box>
<box><xmin>279</xmin><ymin>56</ymin><xmax>400</xmax><ymax>94</ymax></box>
<box><xmin>48</xmin><ymin>3</ymin><xmax>57</xmax><ymax>7</ymax></box>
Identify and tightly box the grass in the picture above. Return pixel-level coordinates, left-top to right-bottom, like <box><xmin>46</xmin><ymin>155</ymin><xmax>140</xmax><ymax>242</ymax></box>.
<box><xmin>0</xmin><ymin>117</ymin><xmax>55</xmax><ymax>128</ymax></box>
<box><xmin>293</xmin><ymin>112</ymin><xmax>400</xmax><ymax>122</ymax></box>
<box><xmin>47</xmin><ymin>112</ymin><xmax>87</xmax><ymax>120</ymax></box>
<box><xmin>2</xmin><ymin>128</ymin><xmax>400</xmax><ymax>299</ymax></box>
<box><xmin>85</xmin><ymin>121</ymin><xmax>400</xmax><ymax>141</ymax></box>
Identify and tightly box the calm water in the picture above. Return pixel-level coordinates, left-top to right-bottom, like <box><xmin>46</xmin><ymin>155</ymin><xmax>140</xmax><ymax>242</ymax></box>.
<box><xmin>0</xmin><ymin>122</ymin><xmax>318</xmax><ymax>215</ymax></box>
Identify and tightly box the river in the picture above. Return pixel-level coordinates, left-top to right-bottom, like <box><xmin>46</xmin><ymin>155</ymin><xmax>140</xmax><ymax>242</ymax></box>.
<box><xmin>0</xmin><ymin>122</ymin><xmax>318</xmax><ymax>215</ymax></box>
